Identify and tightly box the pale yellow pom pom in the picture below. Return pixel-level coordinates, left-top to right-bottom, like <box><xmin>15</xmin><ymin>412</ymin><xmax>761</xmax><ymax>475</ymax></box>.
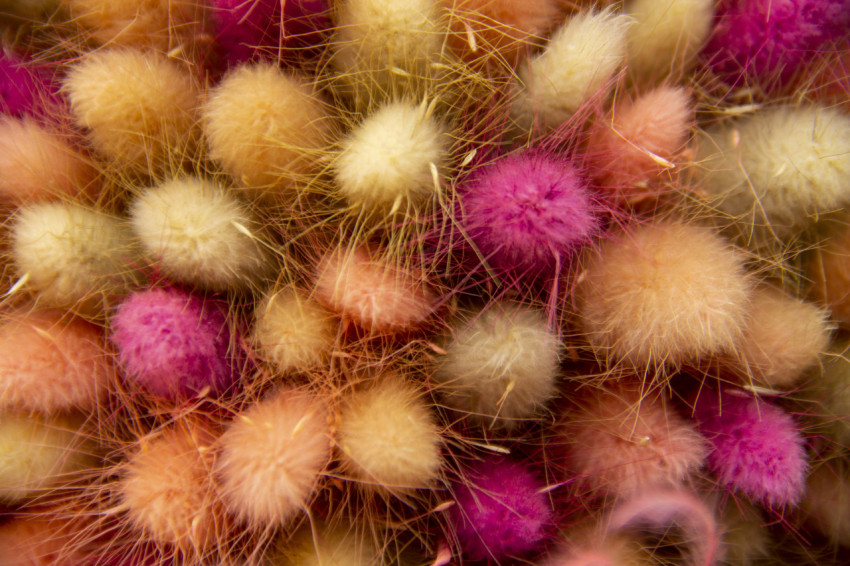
<box><xmin>131</xmin><ymin>176</ymin><xmax>271</xmax><ymax>291</ymax></box>
<box><xmin>337</xmin><ymin>377</ymin><xmax>442</xmax><ymax>492</ymax></box>
<box><xmin>203</xmin><ymin>63</ymin><xmax>335</xmax><ymax>199</ymax></box>
<box><xmin>64</xmin><ymin>48</ymin><xmax>199</xmax><ymax>173</ymax></box>
<box><xmin>253</xmin><ymin>286</ymin><xmax>338</xmax><ymax>374</ymax></box>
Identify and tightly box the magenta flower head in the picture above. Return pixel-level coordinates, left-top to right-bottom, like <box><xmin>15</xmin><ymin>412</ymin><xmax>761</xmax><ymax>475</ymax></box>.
<box><xmin>110</xmin><ymin>287</ymin><xmax>237</xmax><ymax>401</ymax></box>
<box><xmin>695</xmin><ymin>389</ymin><xmax>808</xmax><ymax>508</ymax></box>
<box><xmin>703</xmin><ymin>0</ymin><xmax>850</xmax><ymax>89</ymax></box>
<box><xmin>0</xmin><ymin>51</ymin><xmax>58</xmax><ymax>117</ymax></box>
<box><xmin>459</xmin><ymin>150</ymin><xmax>600</xmax><ymax>278</ymax></box>
<box><xmin>451</xmin><ymin>455</ymin><xmax>553</xmax><ymax>562</ymax></box>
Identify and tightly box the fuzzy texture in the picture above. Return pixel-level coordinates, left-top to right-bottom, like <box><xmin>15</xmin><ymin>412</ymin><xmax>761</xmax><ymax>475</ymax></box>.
<box><xmin>0</xmin><ymin>117</ymin><xmax>97</xmax><ymax>204</ymax></box>
<box><xmin>695</xmin><ymin>391</ymin><xmax>807</xmax><ymax>507</ymax></box>
<box><xmin>564</xmin><ymin>386</ymin><xmax>707</xmax><ymax>499</ymax></box>
<box><xmin>64</xmin><ymin>49</ymin><xmax>198</xmax><ymax>173</ymax></box>
<box><xmin>269</xmin><ymin>523</ymin><xmax>381</xmax><ymax>566</ymax></box>
<box><xmin>334</xmin><ymin>100</ymin><xmax>449</xmax><ymax>219</ymax></box>
<box><xmin>810</xmin><ymin>220</ymin><xmax>850</xmax><ymax>324</ymax></box>
<box><xmin>253</xmin><ymin>286</ymin><xmax>338</xmax><ymax>374</ymax></box>
<box><xmin>577</xmin><ymin>221</ymin><xmax>751</xmax><ymax>369</ymax></box>
<box><xmin>443</xmin><ymin>0</ymin><xmax>562</xmax><ymax>67</ymax></box>
<box><xmin>626</xmin><ymin>0</ymin><xmax>714</xmax><ymax>82</ymax></box>
<box><xmin>0</xmin><ymin>309</ymin><xmax>113</xmax><ymax>413</ymax></box>
<box><xmin>62</xmin><ymin>0</ymin><xmax>207</xmax><ymax>52</ymax></box>
<box><xmin>119</xmin><ymin>420</ymin><xmax>219</xmax><ymax>550</ymax></box>
<box><xmin>543</xmin><ymin>533</ymin><xmax>649</xmax><ymax>566</ymax></box>
<box><xmin>696</xmin><ymin>105</ymin><xmax>850</xmax><ymax>241</ymax></box>
<box><xmin>513</xmin><ymin>8</ymin><xmax>631</xmax><ymax>132</ymax></box>
<box><xmin>130</xmin><ymin>177</ymin><xmax>270</xmax><ymax>291</ymax></box>
<box><xmin>0</xmin><ymin>515</ymin><xmax>90</xmax><ymax>566</ymax></box>
<box><xmin>451</xmin><ymin>456</ymin><xmax>552</xmax><ymax>562</ymax></box>
<box><xmin>802</xmin><ymin>461</ymin><xmax>850</xmax><ymax>547</ymax></box>
<box><xmin>210</xmin><ymin>0</ymin><xmax>282</xmax><ymax>68</ymax></box>
<box><xmin>110</xmin><ymin>288</ymin><xmax>235</xmax><ymax>400</ymax></box>
<box><xmin>11</xmin><ymin>202</ymin><xmax>136</xmax><ymax>313</ymax></box>
<box><xmin>314</xmin><ymin>246</ymin><xmax>434</xmax><ymax>334</ymax></box>
<box><xmin>703</xmin><ymin>0</ymin><xmax>850</xmax><ymax>89</ymax></box>
<box><xmin>460</xmin><ymin>151</ymin><xmax>600</xmax><ymax>276</ymax></box>
<box><xmin>203</xmin><ymin>63</ymin><xmax>333</xmax><ymax>198</ymax></box>
<box><xmin>337</xmin><ymin>378</ymin><xmax>442</xmax><ymax>491</ymax></box>
<box><xmin>332</xmin><ymin>0</ymin><xmax>445</xmax><ymax>110</ymax></box>
<box><xmin>587</xmin><ymin>86</ymin><xmax>693</xmax><ymax>189</ymax></box>
<box><xmin>731</xmin><ymin>286</ymin><xmax>831</xmax><ymax>389</ymax></box>
<box><xmin>216</xmin><ymin>388</ymin><xmax>331</xmax><ymax>527</ymax></box>
<box><xmin>0</xmin><ymin>51</ymin><xmax>56</xmax><ymax>117</ymax></box>
<box><xmin>434</xmin><ymin>301</ymin><xmax>561</xmax><ymax>427</ymax></box>
<box><xmin>0</xmin><ymin>412</ymin><xmax>94</xmax><ymax>503</ymax></box>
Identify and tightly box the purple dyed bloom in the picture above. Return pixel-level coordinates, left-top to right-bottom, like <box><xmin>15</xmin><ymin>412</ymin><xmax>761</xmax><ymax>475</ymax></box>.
<box><xmin>695</xmin><ymin>390</ymin><xmax>807</xmax><ymax>507</ymax></box>
<box><xmin>0</xmin><ymin>51</ymin><xmax>58</xmax><ymax>117</ymax></box>
<box><xmin>451</xmin><ymin>456</ymin><xmax>552</xmax><ymax>562</ymax></box>
<box><xmin>111</xmin><ymin>287</ymin><xmax>236</xmax><ymax>400</ymax></box>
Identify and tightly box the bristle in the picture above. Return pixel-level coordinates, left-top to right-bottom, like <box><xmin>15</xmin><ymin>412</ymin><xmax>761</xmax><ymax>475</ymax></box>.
<box><xmin>215</xmin><ymin>388</ymin><xmax>332</xmax><ymax>527</ymax></box>
<box><xmin>63</xmin><ymin>48</ymin><xmax>199</xmax><ymax>174</ymax></box>
<box><xmin>576</xmin><ymin>220</ymin><xmax>751</xmax><ymax>370</ymax></box>
<box><xmin>109</xmin><ymin>287</ymin><xmax>236</xmax><ymax>400</ymax></box>
<box><xmin>0</xmin><ymin>116</ymin><xmax>97</xmax><ymax>204</ymax></box>
<box><xmin>0</xmin><ymin>411</ymin><xmax>96</xmax><ymax>504</ymax></box>
<box><xmin>434</xmin><ymin>299</ymin><xmax>561</xmax><ymax>427</ymax></box>
<box><xmin>0</xmin><ymin>309</ymin><xmax>113</xmax><ymax>413</ymax></box>
<box><xmin>314</xmin><ymin>246</ymin><xmax>434</xmax><ymax>334</ymax></box>
<box><xmin>337</xmin><ymin>377</ymin><xmax>442</xmax><ymax>492</ymax></box>
<box><xmin>0</xmin><ymin>50</ymin><xmax>58</xmax><ymax>117</ymax></box>
<box><xmin>252</xmin><ymin>285</ymin><xmax>339</xmax><ymax>374</ymax></box>
<box><xmin>333</xmin><ymin>100</ymin><xmax>449</xmax><ymax>221</ymax></box>
<box><xmin>810</xmin><ymin>220</ymin><xmax>850</xmax><ymax>324</ymax></box>
<box><xmin>118</xmin><ymin>419</ymin><xmax>220</xmax><ymax>552</ymax></box>
<box><xmin>513</xmin><ymin>8</ymin><xmax>631</xmax><ymax>132</ymax></box>
<box><xmin>451</xmin><ymin>455</ymin><xmax>552</xmax><ymax>562</ymax></box>
<box><xmin>130</xmin><ymin>176</ymin><xmax>272</xmax><ymax>292</ymax></box>
<box><xmin>209</xmin><ymin>0</ymin><xmax>282</xmax><ymax>69</ymax></box>
<box><xmin>459</xmin><ymin>150</ymin><xmax>600</xmax><ymax>276</ymax></box>
<box><xmin>203</xmin><ymin>62</ymin><xmax>335</xmax><ymax>200</ymax></box>
<box><xmin>0</xmin><ymin>514</ymin><xmax>91</xmax><ymax>566</ymax></box>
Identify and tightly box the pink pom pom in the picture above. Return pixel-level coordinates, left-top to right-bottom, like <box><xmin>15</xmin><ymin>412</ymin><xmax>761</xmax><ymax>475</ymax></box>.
<box><xmin>703</xmin><ymin>0</ymin><xmax>850</xmax><ymax>89</ymax></box>
<box><xmin>210</xmin><ymin>0</ymin><xmax>281</xmax><ymax>68</ymax></box>
<box><xmin>0</xmin><ymin>51</ymin><xmax>59</xmax><ymax>118</ymax></box>
<box><xmin>110</xmin><ymin>288</ymin><xmax>236</xmax><ymax>400</ymax></box>
<box><xmin>459</xmin><ymin>151</ymin><xmax>600</xmax><ymax>277</ymax></box>
<box><xmin>451</xmin><ymin>456</ymin><xmax>552</xmax><ymax>562</ymax></box>
<box><xmin>695</xmin><ymin>390</ymin><xmax>807</xmax><ymax>507</ymax></box>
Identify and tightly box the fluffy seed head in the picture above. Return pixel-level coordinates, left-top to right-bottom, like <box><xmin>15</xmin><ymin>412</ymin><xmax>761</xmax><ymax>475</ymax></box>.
<box><xmin>253</xmin><ymin>286</ymin><xmax>338</xmax><ymax>374</ymax></box>
<box><xmin>626</xmin><ymin>0</ymin><xmax>715</xmax><ymax>82</ymax></box>
<box><xmin>703</xmin><ymin>0</ymin><xmax>850</xmax><ymax>89</ymax></box>
<box><xmin>696</xmin><ymin>104</ymin><xmax>850</xmax><ymax>241</ymax></box>
<box><xmin>0</xmin><ymin>412</ymin><xmax>95</xmax><ymax>504</ymax></box>
<box><xmin>210</xmin><ymin>0</ymin><xmax>281</xmax><ymax>69</ymax></box>
<box><xmin>563</xmin><ymin>386</ymin><xmax>707</xmax><ymax>499</ymax></box>
<box><xmin>0</xmin><ymin>117</ymin><xmax>97</xmax><ymax>204</ymax></box>
<box><xmin>314</xmin><ymin>246</ymin><xmax>434</xmax><ymax>334</ymax></box>
<box><xmin>130</xmin><ymin>176</ymin><xmax>270</xmax><ymax>291</ymax></box>
<box><xmin>216</xmin><ymin>388</ymin><xmax>331</xmax><ymax>527</ymax></box>
<box><xmin>0</xmin><ymin>515</ymin><xmax>90</xmax><ymax>566</ymax></box>
<box><xmin>268</xmin><ymin>523</ymin><xmax>381</xmax><ymax>566</ymax></box>
<box><xmin>434</xmin><ymin>300</ymin><xmax>561</xmax><ymax>427</ymax></box>
<box><xmin>0</xmin><ymin>51</ymin><xmax>57</xmax><ymax>117</ymax></box>
<box><xmin>203</xmin><ymin>63</ymin><xmax>333</xmax><ymax>197</ymax></box>
<box><xmin>119</xmin><ymin>420</ymin><xmax>219</xmax><ymax>550</ymax></box>
<box><xmin>587</xmin><ymin>86</ymin><xmax>693</xmax><ymax>188</ymax></box>
<box><xmin>460</xmin><ymin>151</ymin><xmax>600</xmax><ymax>276</ymax></box>
<box><xmin>577</xmin><ymin>220</ymin><xmax>751</xmax><ymax>369</ymax></box>
<box><xmin>334</xmin><ymin>100</ymin><xmax>449</xmax><ymax>219</ymax></box>
<box><xmin>451</xmin><ymin>456</ymin><xmax>552</xmax><ymax>562</ymax></box>
<box><xmin>337</xmin><ymin>377</ymin><xmax>442</xmax><ymax>492</ymax></box>
<box><xmin>696</xmin><ymin>391</ymin><xmax>808</xmax><ymax>507</ymax></box>
<box><xmin>110</xmin><ymin>287</ymin><xmax>236</xmax><ymax>400</ymax></box>
<box><xmin>11</xmin><ymin>201</ymin><xmax>136</xmax><ymax>313</ymax></box>
<box><xmin>731</xmin><ymin>286</ymin><xmax>831</xmax><ymax>389</ymax></box>
<box><xmin>513</xmin><ymin>8</ymin><xmax>631</xmax><ymax>132</ymax></box>
<box><xmin>64</xmin><ymin>49</ymin><xmax>199</xmax><ymax>173</ymax></box>
<box><xmin>0</xmin><ymin>309</ymin><xmax>113</xmax><ymax>413</ymax></box>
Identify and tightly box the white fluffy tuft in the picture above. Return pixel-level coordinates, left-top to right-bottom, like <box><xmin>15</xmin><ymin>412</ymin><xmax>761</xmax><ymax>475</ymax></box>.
<box><xmin>334</xmin><ymin>100</ymin><xmax>448</xmax><ymax>219</ymax></box>
<box><xmin>513</xmin><ymin>8</ymin><xmax>631</xmax><ymax>132</ymax></box>
<box><xmin>253</xmin><ymin>286</ymin><xmax>338</xmax><ymax>374</ymax></box>
<box><xmin>696</xmin><ymin>105</ymin><xmax>850</xmax><ymax>241</ymax></box>
<box><xmin>130</xmin><ymin>176</ymin><xmax>270</xmax><ymax>291</ymax></box>
<box><xmin>434</xmin><ymin>301</ymin><xmax>561</xmax><ymax>427</ymax></box>
<box><xmin>337</xmin><ymin>377</ymin><xmax>442</xmax><ymax>492</ymax></box>
<box><xmin>11</xmin><ymin>202</ymin><xmax>137</xmax><ymax>313</ymax></box>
